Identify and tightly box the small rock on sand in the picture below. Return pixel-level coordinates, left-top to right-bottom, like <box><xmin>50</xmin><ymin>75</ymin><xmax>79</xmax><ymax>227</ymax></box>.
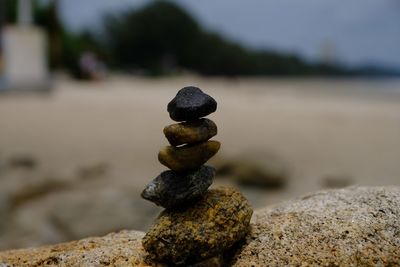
<box><xmin>7</xmin><ymin>155</ymin><xmax>37</xmax><ymax>170</ymax></box>
<box><xmin>215</xmin><ymin>152</ymin><xmax>289</xmax><ymax>188</ymax></box>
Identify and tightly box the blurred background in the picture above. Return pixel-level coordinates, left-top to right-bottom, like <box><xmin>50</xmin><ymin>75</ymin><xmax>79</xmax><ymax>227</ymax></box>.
<box><xmin>0</xmin><ymin>0</ymin><xmax>400</xmax><ymax>250</ymax></box>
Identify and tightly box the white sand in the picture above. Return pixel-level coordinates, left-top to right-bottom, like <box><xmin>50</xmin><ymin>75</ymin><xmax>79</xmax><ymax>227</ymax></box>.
<box><xmin>1</xmin><ymin>76</ymin><xmax>400</xmax><ymax>206</ymax></box>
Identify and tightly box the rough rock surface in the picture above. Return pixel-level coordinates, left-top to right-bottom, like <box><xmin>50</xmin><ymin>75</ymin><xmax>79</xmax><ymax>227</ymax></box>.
<box><xmin>167</xmin><ymin>87</ymin><xmax>217</xmax><ymax>122</ymax></box>
<box><xmin>158</xmin><ymin>141</ymin><xmax>220</xmax><ymax>171</ymax></box>
<box><xmin>163</xmin><ymin>118</ymin><xmax>218</xmax><ymax>146</ymax></box>
<box><xmin>142</xmin><ymin>187</ymin><xmax>253</xmax><ymax>265</ymax></box>
<box><xmin>231</xmin><ymin>186</ymin><xmax>400</xmax><ymax>267</ymax></box>
<box><xmin>0</xmin><ymin>230</ymin><xmax>153</xmax><ymax>267</ymax></box>
<box><xmin>0</xmin><ymin>231</ymin><xmax>223</xmax><ymax>267</ymax></box>
<box><xmin>141</xmin><ymin>166</ymin><xmax>215</xmax><ymax>209</ymax></box>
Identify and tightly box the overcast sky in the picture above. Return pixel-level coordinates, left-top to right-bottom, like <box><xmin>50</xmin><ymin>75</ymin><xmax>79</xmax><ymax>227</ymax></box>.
<box><xmin>59</xmin><ymin>0</ymin><xmax>400</xmax><ymax>68</ymax></box>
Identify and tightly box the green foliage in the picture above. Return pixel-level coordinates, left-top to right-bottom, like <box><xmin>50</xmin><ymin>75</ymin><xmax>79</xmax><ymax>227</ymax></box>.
<box><xmin>103</xmin><ymin>1</ymin><xmax>342</xmax><ymax>76</ymax></box>
<box><xmin>104</xmin><ymin>1</ymin><xmax>202</xmax><ymax>75</ymax></box>
<box><xmin>4</xmin><ymin>0</ymin><xmax>17</xmax><ymax>23</ymax></box>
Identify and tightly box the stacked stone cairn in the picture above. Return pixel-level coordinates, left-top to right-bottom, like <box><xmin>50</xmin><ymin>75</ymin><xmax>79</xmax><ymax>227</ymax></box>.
<box><xmin>141</xmin><ymin>86</ymin><xmax>253</xmax><ymax>265</ymax></box>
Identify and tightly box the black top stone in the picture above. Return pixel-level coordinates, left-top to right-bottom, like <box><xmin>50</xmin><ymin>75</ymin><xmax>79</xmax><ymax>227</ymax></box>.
<box><xmin>167</xmin><ymin>86</ymin><xmax>217</xmax><ymax>121</ymax></box>
<box><xmin>141</xmin><ymin>165</ymin><xmax>215</xmax><ymax>210</ymax></box>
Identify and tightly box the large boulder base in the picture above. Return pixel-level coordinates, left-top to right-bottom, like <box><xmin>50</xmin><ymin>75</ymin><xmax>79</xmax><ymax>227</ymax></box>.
<box><xmin>231</xmin><ymin>186</ymin><xmax>400</xmax><ymax>266</ymax></box>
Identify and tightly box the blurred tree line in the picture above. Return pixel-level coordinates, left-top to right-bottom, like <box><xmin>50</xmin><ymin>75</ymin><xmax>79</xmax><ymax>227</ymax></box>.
<box><xmin>3</xmin><ymin>0</ymin><xmax>381</xmax><ymax>78</ymax></box>
<box><xmin>103</xmin><ymin>1</ymin><xmax>347</xmax><ymax>76</ymax></box>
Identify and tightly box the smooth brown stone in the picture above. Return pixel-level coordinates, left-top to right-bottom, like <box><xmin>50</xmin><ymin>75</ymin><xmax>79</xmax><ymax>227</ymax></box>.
<box><xmin>158</xmin><ymin>141</ymin><xmax>220</xmax><ymax>171</ymax></box>
<box><xmin>163</xmin><ymin>118</ymin><xmax>218</xmax><ymax>146</ymax></box>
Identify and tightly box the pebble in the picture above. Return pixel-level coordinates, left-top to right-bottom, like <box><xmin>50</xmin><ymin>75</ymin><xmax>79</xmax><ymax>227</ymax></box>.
<box><xmin>163</xmin><ymin>118</ymin><xmax>218</xmax><ymax>146</ymax></box>
<box><xmin>142</xmin><ymin>187</ymin><xmax>253</xmax><ymax>265</ymax></box>
<box><xmin>167</xmin><ymin>87</ymin><xmax>217</xmax><ymax>122</ymax></box>
<box><xmin>158</xmin><ymin>141</ymin><xmax>220</xmax><ymax>171</ymax></box>
<box><xmin>141</xmin><ymin>166</ymin><xmax>215</xmax><ymax>210</ymax></box>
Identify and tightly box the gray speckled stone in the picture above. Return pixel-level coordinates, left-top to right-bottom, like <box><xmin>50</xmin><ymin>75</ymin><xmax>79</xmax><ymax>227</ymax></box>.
<box><xmin>141</xmin><ymin>166</ymin><xmax>215</xmax><ymax>210</ymax></box>
<box><xmin>167</xmin><ymin>87</ymin><xmax>217</xmax><ymax>122</ymax></box>
<box><xmin>232</xmin><ymin>186</ymin><xmax>400</xmax><ymax>267</ymax></box>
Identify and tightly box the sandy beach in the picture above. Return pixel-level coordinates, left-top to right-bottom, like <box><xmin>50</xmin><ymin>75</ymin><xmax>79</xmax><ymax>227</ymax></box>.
<box><xmin>1</xmin><ymin>76</ymin><xmax>400</xmax><ymax>199</ymax></box>
<box><xmin>1</xmin><ymin>76</ymin><xmax>400</xmax><ymax>249</ymax></box>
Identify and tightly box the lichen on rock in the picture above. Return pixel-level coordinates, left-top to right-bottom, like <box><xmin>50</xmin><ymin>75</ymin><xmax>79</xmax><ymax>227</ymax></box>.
<box><xmin>142</xmin><ymin>187</ymin><xmax>253</xmax><ymax>265</ymax></box>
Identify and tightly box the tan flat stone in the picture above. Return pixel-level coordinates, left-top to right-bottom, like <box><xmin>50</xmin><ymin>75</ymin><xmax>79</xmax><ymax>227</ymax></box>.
<box><xmin>163</xmin><ymin>118</ymin><xmax>217</xmax><ymax>146</ymax></box>
<box><xmin>158</xmin><ymin>141</ymin><xmax>220</xmax><ymax>171</ymax></box>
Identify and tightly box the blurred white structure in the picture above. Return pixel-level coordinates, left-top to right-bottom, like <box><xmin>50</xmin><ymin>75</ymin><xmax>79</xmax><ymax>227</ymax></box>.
<box><xmin>0</xmin><ymin>0</ymin><xmax>50</xmax><ymax>92</ymax></box>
